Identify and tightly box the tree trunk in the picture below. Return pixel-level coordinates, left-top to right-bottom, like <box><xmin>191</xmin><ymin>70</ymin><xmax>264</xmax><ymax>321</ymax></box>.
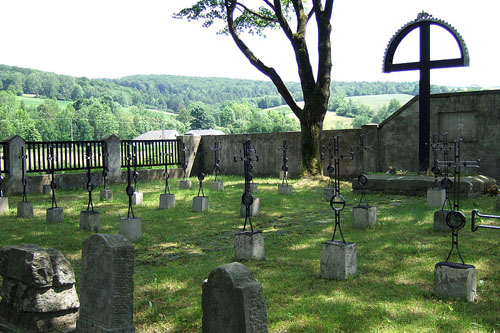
<box><xmin>300</xmin><ymin>106</ymin><xmax>324</xmax><ymax>175</ymax></box>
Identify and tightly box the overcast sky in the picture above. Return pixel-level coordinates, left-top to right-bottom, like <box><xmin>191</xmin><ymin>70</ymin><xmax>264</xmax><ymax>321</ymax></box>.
<box><xmin>1</xmin><ymin>0</ymin><xmax>498</xmax><ymax>87</ymax></box>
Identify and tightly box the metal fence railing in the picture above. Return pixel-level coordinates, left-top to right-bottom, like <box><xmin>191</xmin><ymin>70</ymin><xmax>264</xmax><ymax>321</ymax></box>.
<box><xmin>0</xmin><ymin>142</ymin><xmax>7</xmax><ymax>174</ymax></box>
<box><xmin>26</xmin><ymin>141</ymin><xmax>104</xmax><ymax>173</ymax></box>
<box><xmin>120</xmin><ymin>139</ymin><xmax>180</xmax><ymax>167</ymax></box>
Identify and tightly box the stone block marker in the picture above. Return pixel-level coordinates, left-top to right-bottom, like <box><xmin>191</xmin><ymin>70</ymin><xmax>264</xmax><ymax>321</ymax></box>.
<box><xmin>46</xmin><ymin>207</ymin><xmax>64</xmax><ymax>223</ymax></box>
<box><xmin>249</xmin><ymin>183</ymin><xmax>258</xmax><ymax>193</ymax></box>
<box><xmin>278</xmin><ymin>184</ymin><xmax>293</xmax><ymax>195</ymax></box>
<box><xmin>159</xmin><ymin>193</ymin><xmax>176</xmax><ymax>209</ymax></box>
<box><xmin>80</xmin><ymin>211</ymin><xmax>100</xmax><ymax>232</ymax></box>
<box><xmin>202</xmin><ymin>262</ymin><xmax>268</xmax><ymax>333</ymax></box>
<box><xmin>320</xmin><ymin>241</ymin><xmax>357</xmax><ymax>280</ymax></box>
<box><xmin>193</xmin><ymin>196</ymin><xmax>210</xmax><ymax>212</ymax></box>
<box><xmin>132</xmin><ymin>191</ymin><xmax>143</xmax><ymax>205</ymax></box>
<box><xmin>0</xmin><ymin>244</ymin><xmax>79</xmax><ymax>332</ymax></box>
<box><xmin>77</xmin><ymin>234</ymin><xmax>135</xmax><ymax>332</ymax></box>
<box><xmin>211</xmin><ymin>180</ymin><xmax>224</xmax><ymax>192</ymax></box>
<box><xmin>324</xmin><ymin>187</ymin><xmax>335</xmax><ymax>202</ymax></box>
<box><xmin>433</xmin><ymin>210</ymin><xmax>452</xmax><ymax>232</ymax></box>
<box><xmin>17</xmin><ymin>201</ymin><xmax>34</xmax><ymax>218</ymax></box>
<box><xmin>234</xmin><ymin>231</ymin><xmax>265</xmax><ymax>261</ymax></box>
<box><xmin>240</xmin><ymin>198</ymin><xmax>260</xmax><ymax>217</ymax></box>
<box><xmin>42</xmin><ymin>184</ymin><xmax>52</xmax><ymax>195</ymax></box>
<box><xmin>434</xmin><ymin>262</ymin><xmax>476</xmax><ymax>302</ymax></box>
<box><xmin>120</xmin><ymin>217</ymin><xmax>142</xmax><ymax>242</ymax></box>
<box><xmin>427</xmin><ymin>188</ymin><xmax>446</xmax><ymax>208</ymax></box>
<box><xmin>179</xmin><ymin>179</ymin><xmax>192</xmax><ymax>189</ymax></box>
<box><xmin>100</xmin><ymin>189</ymin><xmax>113</xmax><ymax>201</ymax></box>
<box><xmin>0</xmin><ymin>197</ymin><xmax>8</xmax><ymax>213</ymax></box>
<box><xmin>352</xmin><ymin>206</ymin><xmax>377</xmax><ymax>228</ymax></box>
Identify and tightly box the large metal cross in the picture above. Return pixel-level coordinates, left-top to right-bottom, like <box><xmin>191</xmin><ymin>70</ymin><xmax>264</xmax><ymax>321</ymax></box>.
<box><xmin>383</xmin><ymin>12</ymin><xmax>469</xmax><ymax>172</ymax></box>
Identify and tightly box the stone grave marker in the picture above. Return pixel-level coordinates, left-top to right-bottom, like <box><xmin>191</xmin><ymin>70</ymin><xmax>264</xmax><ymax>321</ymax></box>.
<box><xmin>0</xmin><ymin>148</ymin><xmax>8</xmax><ymax>214</ymax></box>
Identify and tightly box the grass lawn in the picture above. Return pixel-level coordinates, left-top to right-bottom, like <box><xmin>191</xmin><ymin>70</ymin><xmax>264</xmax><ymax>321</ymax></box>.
<box><xmin>0</xmin><ymin>176</ymin><xmax>499</xmax><ymax>332</ymax></box>
<box><xmin>18</xmin><ymin>94</ymin><xmax>72</xmax><ymax>109</ymax></box>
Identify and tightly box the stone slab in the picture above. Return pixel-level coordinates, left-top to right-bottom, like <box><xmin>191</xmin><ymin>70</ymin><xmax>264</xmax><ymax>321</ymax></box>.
<box><xmin>434</xmin><ymin>261</ymin><xmax>476</xmax><ymax>302</ymax></box>
<box><xmin>278</xmin><ymin>184</ymin><xmax>293</xmax><ymax>195</ymax></box>
<box><xmin>0</xmin><ymin>197</ymin><xmax>8</xmax><ymax>213</ymax></box>
<box><xmin>202</xmin><ymin>262</ymin><xmax>267</xmax><ymax>333</ymax></box>
<box><xmin>193</xmin><ymin>196</ymin><xmax>209</xmax><ymax>212</ymax></box>
<box><xmin>234</xmin><ymin>231</ymin><xmax>265</xmax><ymax>261</ymax></box>
<box><xmin>324</xmin><ymin>187</ymin><xmax>335</xmax><ymax>202</ymax></box>
<box><xmin>132</xmin><ymin>191</ymin><xmax>143</xmax><ymax>205</ymax></box>
<box><xmin>352</xmin><ymin>206</ymin><xmax>377</xmax><ymax>228</ymax></box>
<box><xmin>17</xmin><ymin>201</ymin><xmax>34</xmax><ymax>218</ymax></box>
<box><xmin>159</xmin><ymin>193</ymin><xmax>176</xmax><ymax>209</ymax></box>
<box><xmin>119</xmin><ymin>217</ymin><xmax>142</xmax><ymax>242</ymax></box>
<box><xmin>433</xmin><ymin>210</ymin><xmax>452</xmax><ymax>232</ymax></box>
<box><xmin>249</xmin><ymin>183</ymin><xmax>258</xmax><ymax>193</ymax></box>
<box><xmin>427</xmin><ymin>188</ymin><xmax>446</xmax><ymax>208</ymax></box>
<box><xmin>46</xmin><ymin>207</ymin><xmax>64</xmax><ymax>224</ymax></box>
<box><xmin>320</xmin><ymin>241</ymin><xmax>357</xmax><ymax>280</ymax></box>
<box><xmin>210</xmin><ymin>181</ymin><xmax>224</xmax><ymax>192</ymax></box>
<box><xmin>80</xmin><ymin>211</ymin><xmax>100</xmax><ymax>232</ymax></box>
<box><xmin>100</xmin><ymin>189</ymin><xmax>113</xmax><ymax>201</ymax></box>
<box><xmin>42</xmin><ymin>184</ymin><xmax>52</xmax><ymax>195</ymax></box>
<box><xmin>179</xmin><ymin>179</ymin><xmax>192</xmax><ymax>189</ymax></box>
<box><xmin>240</xmin><ymin>198</ymin><xmax>260</xmax><ymax>217</ymax></box>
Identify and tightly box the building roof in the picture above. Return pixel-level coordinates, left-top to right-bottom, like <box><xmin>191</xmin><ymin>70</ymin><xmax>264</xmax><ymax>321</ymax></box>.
<box><xmin>133</xmin><ymin>130</ymin><xmax>179</xmax><ymax>141</ymax></box>
<box><xmin>184</xmin><ymin>129</ymin><xmax>225</xmax><ymax>136</ymax></box>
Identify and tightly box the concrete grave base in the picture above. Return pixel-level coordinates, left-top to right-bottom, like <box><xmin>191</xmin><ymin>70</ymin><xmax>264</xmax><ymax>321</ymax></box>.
<box><xmin>120</xmin><ymin>217</ymin><xmax>142</xmax><ymax>242</ymax></box>
<box><xmin>320</xmin><ymin>240</ymin><xmax>357</xmax><ymax>280</ymax></box>
<box><xmin>0</xmin><ymin>197</ymin><xmax>8</xmax><ymax>213</ymax></box>
<box><xmin>100</xmin><ymin>189</ymin><xmax>113</xmax><ymax>201</ymax></box>
<box><xmin>234</xmin><ymin>231</ymin><xmax>265</xmax><ymax>260</ymax></box>
<box><xmin>42</xmin><ymin>184</ymin><xmax>52</xmax><ymax>195</ymax></box>
<box><xmin>279</xmin><ymin>170</ymin><xmax>288</xmax><ymax>180</ymax></box>
<box><xmin>249</xmin><ymin>183</ymin><xmax>258</xmax><ymax>193</ymax></box>
<box><xmin>132</xmin><ymin>191</ymin><xmax>143</xmax><ymax>205</ymax></box>
<box><xmin>210</xmin><ymin>180</ymin><xmax>224</xmax><ymax>192</ymax></box>
<box><xmin>496</xmin><ymin>196</ymin><xmax>500</xmax><ymax>210</ymax></box>
<box><xmin>80</xmin><ymin>211</ymin><xmax>100</xmax><ymax>232</ymax></box>
<box><xmin>193</xmin><ymin>196</ymin><xmax>209</xmax><ymax>212</ymax></box>
<box><xmin>159</xmin><ymin>193</ymin><xmax>176</xmax><ymax>209</ymax></box>
<box><xmin>179</xmin><ymin>179</ymin><xmax>192</xmax><ymax>189</ymax></box>
<box><xmin>324</xmin><ymin>187</ymin><xmax>335</xmax><ymax>202</ymax></box>
<box><xmin>240</xmin><ymin>198</ymin><xmax>260</xmax><ymax>217</ymax></box>
<box><xmin>17</xmin><ymin>201</ymin><xmax>34</xmax><ymax>218</ymax></box>
<box><xmin>352</xmin><ymin>206</ymin><xmax>377</xmax><ymax>228</ymax></box>
<box><xmin>434</xmin><ymin>261</ymin><xmax>476</xmax><ymax>302</ymax></box>
<box><xmin>46</xmin><ymin>207</ymin><xmax>64</xmax><ymax>223</ymax></box>
<box><xmin>278</xmin><ymin>184</ymin><xmax>293</xmax><ymax>195</ymax></box>
<box><xmin>433</xmin><ymin>210</ymin><xmax>452</xmax><ymax>232</ymax></box>
<box><xmin>427</xmin><ymin>188</ymin><xmax>446</xmax><ymax>208</ymax></box>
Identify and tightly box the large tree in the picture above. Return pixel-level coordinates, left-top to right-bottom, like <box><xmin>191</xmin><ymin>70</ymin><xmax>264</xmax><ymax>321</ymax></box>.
<box><xmin>176</xmin><ymin>0</ymin><xmax>333</xmax><ymax>175</ymax></box>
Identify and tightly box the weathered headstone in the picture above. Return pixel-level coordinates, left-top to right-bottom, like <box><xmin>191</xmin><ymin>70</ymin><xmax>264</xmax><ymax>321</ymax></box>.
<box><xmin>0</xmin><ymin>197</ymin><xmax>8</xmax><ymax>214</ymax></box>
<box><xmin>100</xmin><ymin>144</ymin><xmax>113</xmax><ymax>201</ymax></box>
<box><xmin>76</xmin><ymin>234</ymin><xmax>135</xmax><ymax>332</ymax></box>
<box><xmin>202</xmin><ymin>262</ymin><xmax>268</xmax><ymax>333</ymax></box>
<box><xmin>433</xmin><ymin>210</ymin><xmax>452</xmax><ymax>232</ymax></box>
<box><xmin>159</xmin><ymin>193</ymin><xmax>176</xmax><ymax>209</ymax></box>
<box><xmin>434</xmin><ymin>262</ymin><xmax>476</xmax><ymax>302</ymax></box>
<box><xmin>0</xmin><ymin>244</ymin><xmax>79</xmax><ymax>332</ymax></box>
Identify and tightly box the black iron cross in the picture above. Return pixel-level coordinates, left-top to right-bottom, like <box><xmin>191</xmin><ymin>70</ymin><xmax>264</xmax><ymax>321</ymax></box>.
<box><xmin>278</xmin><ymin>139</ymin><xmax>291</xmax><ymax>185</ymax></box>
<box><xmin>47</xmin><ymin>145</ymin><xmax>58</xmax><ymax>208</ymax></box>
<box><xmin>0</xmin><ymin>149</ymin><xmax>4</xmax><ymax>198</ymax></box>
<box><xmin>195</xmin><ymin>150</ymin><xmax>208</xmax><ymax>197</ymax></box>
<box><xmin>211</xmin><ymin>139</ymin><xmax>222</xmax><ymax>182</ymax></box>
<box><xmin>85</xmin><ymin>144</ymin><xmax>95</xmax><ymax>212</ymax></box>
<box><xmin>163</xmin><ymin>145</ymin><xmax>173</xmax><ymax>195</ymax></box>
<box><xmin>125</xmin><ymin>143</ymin><xmax>135</xmax><ymax>218</ymax></box>
<box><xmin>356</xmin><ymin>134</ymin><xmax>374</xmax><ymax>207</ymax></box>
<box><xmin>179</xmin><ymin>140</ymin><xmax>189</xmax><ymax>179</ymax></box>
<box><xmin>132</xmin><ymin>144</ymin><xmax>139</xmax><ymax>192</ymax></box>
<box><xmin>321</xmin><ymin>137</ymin><xmax>336</xmax><ymax>188</ymax></box>
<box><xmin>101</xmin><ymin>144</ymin><xmax>110</xmax><ymax>190</ymax></box>
<box><xmin>19</xmin><ymin>147</ymin><xmax>28</xmax><ymax>202</ymax></box>
<box><xmin>383</xmin><ymin>12</ymin><xmax>469</xmax><ymax>172</ymax></box>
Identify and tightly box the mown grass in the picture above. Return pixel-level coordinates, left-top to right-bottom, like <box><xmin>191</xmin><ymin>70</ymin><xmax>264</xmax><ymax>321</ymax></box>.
<box><xmin>0</xmin><ymin>176</ymin><xmax>499</xmax><ymax>332</ymax></box>
<box><xmin>18</xmin><ymin>94</ymin><xmax>72</xmax><ymax>109</ymax></box>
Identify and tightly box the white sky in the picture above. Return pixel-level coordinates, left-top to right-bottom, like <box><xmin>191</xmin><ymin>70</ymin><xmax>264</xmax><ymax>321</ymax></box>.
<box><xmin>0</xmin><ymin>0</ymin><xmax>498</xmax><ymax>87</ymax></box>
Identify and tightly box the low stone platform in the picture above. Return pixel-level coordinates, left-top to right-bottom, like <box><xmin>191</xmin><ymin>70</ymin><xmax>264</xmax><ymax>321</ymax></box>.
<box><xmin>352</xmin><ymin>174</ymin><xmax>496</xmax><ymax>197</ymax></box>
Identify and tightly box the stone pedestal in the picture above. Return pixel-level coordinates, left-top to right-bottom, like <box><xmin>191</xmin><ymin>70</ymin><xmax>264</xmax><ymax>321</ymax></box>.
<box><xmin>234</xmin><ymin>231</ymin><xmax>265</xmax><ymax>260</ymax></box>
<box><xmin>42</xmin><ymin>184</ymin><xmax>52</xmax><ymax>195</ymax></box>
<box><xmin>159</xmin><ymin>193</ymin><xmax>176</xmax><ymax>209</ymax></box>
<box><xmin>0</xmin><ymin>197</ymin><xmax>8</xmax><ymax>213</ymax></box>
<box><xmin>180</xmin><ymin>179</ymin><xmax>192</xmax><ymax>189</ymax></box>
<box><xmin>496</xmin><ymin>196</ymin><xmax>500</xmax><ymax>210</ymax></box>
<box><xmin>240</xmin><ymin>198</ymin><xmax>260</xmax><ymax>217</ymax></box>
<box><xmin>80</xmin><ymin>211</ymin><xmax>100</xmax><ymax>232</ymax></box>
<box><xmin>132</xmin><ymin>191</ymin><xmax>143</xmax><ymax>205</ymax></box>
<box><xmin>352</xmin><ymin>206</ymin><xmax>377</xmax><ymax>228</ymax></box>
<box><xmin>100</xmin><ymin>189</ymin><xmax>113</xmax><ymax>201</ymax></box>
<box><xmin>279</xmin><ymin>170</ymin><xmax>288</xmax><ymax>180</ymax></box>
<box><xmin>120</xmin><ymin>217</ymin><xmax>142</xmax><ymax>242</ymax></box>
<box><xmin>17</xmin><ymin>201</ymin><xmax>34</xmax><ymax>218</ymax></box>
<box><xmin>324</xmin><ymin>187</ymin><xmax>335</xmax><ymax>202</ymax></box>
<box><xmin>193</xmin><ymin>196</ymin><xmax>209</xmax><ymax>212</ymax></box>
<box><xmin>434</xmin><ymin>262</ymin><xmax>476</xmax><ymax>302</ymax></box>
<box><xmin>210</xmin><ymin>181</ymin><xmax>224</xmax><ymax>192</ymax></box>
<box><xmin>433</xmin><ymin>210</ymin><xmax>452</xmax><ymax>232</ymax></box>
<box><xmin>249</xmin><ymin>183</ymin><xmax>258</xmax><ymax>193</ymax></box>
<box><xmin>427</xmin><ymin>188</ymin><xmax>446</xmax><ymax>208</ymax></box>
<box><xmin>320</xmin><ymin>241</ymin><xmax>357</xmax><ymax>280</ymax></box>
<box><xmin>46</xmin><ymin>207</ymin><xmax>64</xmax><ymax>223</ymax></box>
<box><xmin>278</xmin><ymin>184</ymin><xmax>293</xmax><ymax>195</ymax></box>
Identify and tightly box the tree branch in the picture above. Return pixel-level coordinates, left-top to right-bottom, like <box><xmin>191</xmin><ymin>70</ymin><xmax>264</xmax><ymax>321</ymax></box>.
<box><xmin>235</xmin><ymin>2</ymin><xmax>277</xmax><ymax>22</ymax></box>
<box><xmin>273</xmin><ymin>0</ymin><xmax>293</xmax><ymax>41</ymax></box>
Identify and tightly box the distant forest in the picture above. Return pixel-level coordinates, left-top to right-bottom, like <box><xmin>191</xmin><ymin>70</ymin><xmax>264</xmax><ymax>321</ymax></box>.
<box><xmin>0</xmin><ymin>64</ymin><xmax>472</xmax><ymax>142</ymax></box>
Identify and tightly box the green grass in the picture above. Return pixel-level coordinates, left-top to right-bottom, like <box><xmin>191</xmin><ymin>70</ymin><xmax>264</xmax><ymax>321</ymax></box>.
<box><xmin>1</xmin><ymin>176</ymin><xmax>499</xmax><ymax>332</ymax></box>
<box><xmin>18</xmin><ymin>94</ymin><xmax>72</xmax><ymax>109</ymax></box>
<box><xmin>346</xmin><ymin>94</ymin><xmax>414</xmax><ymax>111</ymax></box>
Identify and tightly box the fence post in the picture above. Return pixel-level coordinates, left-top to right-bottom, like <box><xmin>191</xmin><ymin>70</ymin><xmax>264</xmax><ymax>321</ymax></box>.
<box><xmin>5</xmin><ymin>135</ymin><xmax>25</xmax><ymax>195</ymax></box>
<box><xmin>102</xmin><ymin>134</ymin><xmax>122</xmax><ymax>183</ymax></box>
